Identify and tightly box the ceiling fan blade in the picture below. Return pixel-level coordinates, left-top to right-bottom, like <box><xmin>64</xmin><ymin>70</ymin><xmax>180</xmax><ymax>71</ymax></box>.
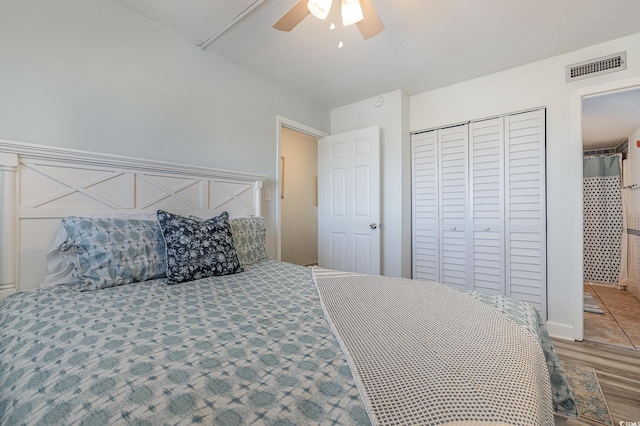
<box><xmin>273</xmin><ymin>0</ymin><xmax>310</xmax><ymax>31</ymax></box>
<box><xmin>356</xmin><ymin>0</ymin><xmax>384</xmax><ymax>39</ymax></box>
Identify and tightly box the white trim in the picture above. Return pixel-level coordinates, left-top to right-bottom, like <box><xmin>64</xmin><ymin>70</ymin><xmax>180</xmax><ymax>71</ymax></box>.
<box><xmin>0</xmin><ymin>153</ymin><xmax>18</xmax><ymax>295</ymax></box>
<box><xmin>0</xmin><ymin>139</ymin><xmax>265</xmax><ymax>182</ymax></box>
<box><xmin>570</xmin><ymin>76</ymin><xmax>640</xmax><ymax>341</ymax></box>
<box><xmin>545</xmin><ymin>322</ymin><xmax>576</xmax><ymax>341</ymax></box>
<box><xmin>276</xmin><ymin>116</ymin><xmax>327</xmax><ymax>261</ymax></box>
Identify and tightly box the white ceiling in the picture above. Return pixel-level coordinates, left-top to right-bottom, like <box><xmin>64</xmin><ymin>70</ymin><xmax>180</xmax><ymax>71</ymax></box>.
<box><xmin>109</xmin><ymin>0</ymin><xmax>260</xmax><ymax>46</ymax></box>
<box><xmin>108</xmin><ymin>0</ymin><xmax>640</xmax><ymax>145</ymax></box>
<box><xmin>108</xmin><ymin>0</ymin><xmax>640</xmax><ymax>109</ymax></box>
<box><xmin>583</xmin><ymin>87</ymin><xmax>640</xmax><ymax>150</ymax></box>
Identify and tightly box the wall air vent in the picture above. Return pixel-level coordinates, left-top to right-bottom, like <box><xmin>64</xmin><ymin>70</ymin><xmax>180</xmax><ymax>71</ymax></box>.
<box><xmin>566</xmin><ymin>52</ymin><xmax>626</xmax><ymax>82</ymax></box>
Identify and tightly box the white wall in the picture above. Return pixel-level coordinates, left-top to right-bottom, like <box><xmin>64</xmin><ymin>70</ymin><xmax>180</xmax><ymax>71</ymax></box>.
<box><xmin>627</xmin><ymin>127</ymin><xmax>640</xmax><ymax>214</ymax></box>
<box><xmin>0</xmin><ymin>0</ymin><xmax>330</xmax><ymax>257</ymax></box>
<box><xmin>625</xmin><ymin>126</ymin><xmax>640</xmax><ymax>297</ymax></box>
<box><xmin>331</xmin><ymin>90</ymin><xmax>411</xmax><ymax>278</ymax></box>
<box><xmin>410</xmin><ymin>32</ymin><xmax>640</xmax><ymax>339</ymax></box>
<box><xmin>281</xmin><ymin>128</ymin><xmax>318</xmax><ymax>266</ymax></box>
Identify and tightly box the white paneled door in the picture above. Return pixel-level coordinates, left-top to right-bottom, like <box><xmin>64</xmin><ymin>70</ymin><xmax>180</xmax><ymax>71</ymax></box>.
<box><xmin>319</xmin><ymin>126</ymin><xmax>380</xmax><ymax>274</ymax></box>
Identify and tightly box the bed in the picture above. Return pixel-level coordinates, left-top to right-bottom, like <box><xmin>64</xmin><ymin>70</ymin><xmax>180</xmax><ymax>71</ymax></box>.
<box><xmin>0</xmin><ymin>140</ymin><xmax>577</xmax><ymax>425</ymax></box>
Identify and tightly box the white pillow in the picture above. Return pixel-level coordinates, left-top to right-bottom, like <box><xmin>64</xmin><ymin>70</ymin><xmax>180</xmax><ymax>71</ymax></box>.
<box><xmin>42</xmin><ymin>212</ymin><xmax>158</xmax><ymax>287</ymax></box>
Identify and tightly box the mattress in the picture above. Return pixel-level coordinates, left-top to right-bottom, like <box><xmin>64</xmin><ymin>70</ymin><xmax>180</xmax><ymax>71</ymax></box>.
<box><xmin>0</xmin><ymin>260</ymin><xmax>575</xmax><ymax>425</ymax></box>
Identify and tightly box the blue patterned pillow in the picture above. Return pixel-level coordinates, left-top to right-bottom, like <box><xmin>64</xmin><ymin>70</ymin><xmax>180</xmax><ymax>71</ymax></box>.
<box><xmin>229</xmin><ymin>217</ymin><xmax>268</xmax><ymax>266</ymax></box>
<box><xmin>61</xmin><ymin>217</ymin><xmax>166</xmax><ymax>291</ymax></box>
<box><xmin>157</xmin><ymin>210</ymin><xmax>243</xmax><ymax>283</ymax></box>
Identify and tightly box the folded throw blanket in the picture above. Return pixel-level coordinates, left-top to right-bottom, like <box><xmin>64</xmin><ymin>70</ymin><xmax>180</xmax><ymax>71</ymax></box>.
<box><xmin>312</xmin><ymin>268</ymin><xmax>554</xmax><ymax>426</ymax></box>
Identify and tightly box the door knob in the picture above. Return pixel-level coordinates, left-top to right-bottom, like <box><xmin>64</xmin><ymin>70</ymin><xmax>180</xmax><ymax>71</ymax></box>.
<box><xmin>484</xmin><ymin>226</ymin><xmax>490</xmax><ymax>231</ymax></box>
<box><xmin>451</xmin><ymin>226</ymin><xmax>457</xmax><ymax>231</ymax></box>
<box><xmin>370</xmin><ymin>223</ymin><xmax>378</xmax><ymax>230</ymax></box>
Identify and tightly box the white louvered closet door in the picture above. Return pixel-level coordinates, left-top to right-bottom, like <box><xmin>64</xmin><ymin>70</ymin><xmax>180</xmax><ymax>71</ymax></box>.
<box><xmin>505</xmin><ymin>109</ymin><xmax>547</xmax><ymax>318</ymax></box>
<box><xmin>412</xmin><ymin>131</ymin><xmax>440</xmax><ymax>282</ymax></box>
<box><xmin>438</xmin><ymin>125</ymin><xmax>471</xmax><ymax>291</ymax></box>
<box><xmin>411</xmin><ymin>109</ymin><xmax>546</xmax><ymax>315</ymax></box>
<box><xmin>470</xmin><ymin>118</ymin><xmax>505</xmax><ymax>295</ymax></box>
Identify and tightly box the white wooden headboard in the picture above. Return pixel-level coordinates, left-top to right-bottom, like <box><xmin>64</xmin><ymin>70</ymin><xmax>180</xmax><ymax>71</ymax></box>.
<box><xmin>0</xmin><ymin>139</ymin><xmax>266</xmax><ymax>300</ymax></box>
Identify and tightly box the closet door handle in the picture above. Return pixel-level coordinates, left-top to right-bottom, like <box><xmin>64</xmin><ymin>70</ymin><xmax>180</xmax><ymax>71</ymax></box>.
<box><xmin>484</xmin><ymin>226</ymin><xmax>490</xmax><ymax>231</ymax></box>
<box><xmin>451</xmin><ymin>226</ymin><xmax>457</xmax><ymax>231</ymax></box>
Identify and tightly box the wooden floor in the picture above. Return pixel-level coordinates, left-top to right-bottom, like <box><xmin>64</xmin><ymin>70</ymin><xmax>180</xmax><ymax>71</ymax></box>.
<box><xmin>553</xmin><ymin>338</ymin><xmax>640</xmax><ymax>425</ymax></box>
<box><xmin>584</xmin><ymin>284</ymin><xmax>640</xmax><ymax>348</ymax></box>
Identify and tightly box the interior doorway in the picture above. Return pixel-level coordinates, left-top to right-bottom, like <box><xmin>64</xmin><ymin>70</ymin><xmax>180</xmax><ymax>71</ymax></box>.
<box><xmin>280</xmin><ymin>127</ymin><xmax>319</xmax><ymax>266</ymax></box>
<box><xmin>581</xmin><ymin>85</ymin><xmax>640</xmax><ymax>348</ymax></box>
<box><xmin>275</xmin><ymin>116</ymin><xmax>327</xmax><ymax>264</ymax></box>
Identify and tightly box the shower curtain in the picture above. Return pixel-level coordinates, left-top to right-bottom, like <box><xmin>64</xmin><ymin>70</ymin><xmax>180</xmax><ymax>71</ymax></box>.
<box><xmin>583</xmin><ymin>154</ymin><xmax>627</xmax><ymax>285</ymax></box>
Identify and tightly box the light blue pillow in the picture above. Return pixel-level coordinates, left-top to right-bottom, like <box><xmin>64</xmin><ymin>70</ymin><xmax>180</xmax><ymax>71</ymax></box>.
<box><xmin>61</xmin><ymin>217</ymin><xmax>166</xmax><ymax>291</ymax></box>
<box><xmin>229</xmin><ymin>217</ymin><xmax>268</xmax><ymax>266</ymax></box>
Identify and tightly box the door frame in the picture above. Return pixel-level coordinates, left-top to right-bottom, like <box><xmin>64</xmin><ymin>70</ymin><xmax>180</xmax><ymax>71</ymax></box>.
<box><xmin>276</xmin><ymin>116</ymin><xmax>327</xmax><ymax>261</ymax></box>
<box><xmin>570</xmin><ymin>76</ymin><xmax>640</xmax><ymax>341</ymax></box>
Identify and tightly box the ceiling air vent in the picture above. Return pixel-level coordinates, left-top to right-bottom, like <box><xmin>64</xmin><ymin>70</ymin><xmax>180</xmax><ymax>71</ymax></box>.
<box><xmin>566</xmin><ymin>52</ymin><xmax>626</xmax><ymax>82</ymax></box>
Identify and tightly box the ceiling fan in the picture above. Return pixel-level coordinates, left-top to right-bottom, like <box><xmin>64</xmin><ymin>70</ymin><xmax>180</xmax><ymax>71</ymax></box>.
<box><xmin>273</xmin><ymin>0</ymin><xmax>384</xmax><ymax>39</ymax></box>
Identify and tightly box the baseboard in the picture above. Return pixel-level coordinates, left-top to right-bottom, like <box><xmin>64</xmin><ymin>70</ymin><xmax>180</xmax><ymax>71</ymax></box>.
<box><xmin>546</xmin><ymin>321</ymin><xmax>579</xmax><ymax>341</ymax></box>
<box><xmin>624</xmin><ymin>278</ymin><xmax>640</xmax><ymax>298</ymax></box>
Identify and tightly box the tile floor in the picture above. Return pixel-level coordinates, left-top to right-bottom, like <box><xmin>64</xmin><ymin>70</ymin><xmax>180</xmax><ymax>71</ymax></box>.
<box><xmin>583</xmin><ymin>283</ymin><xmax>640</xmax><ymax>349</ymax></box>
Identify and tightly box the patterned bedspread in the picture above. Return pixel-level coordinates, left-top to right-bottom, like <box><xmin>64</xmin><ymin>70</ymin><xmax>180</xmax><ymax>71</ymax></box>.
<box><xmin>0</xmin><ymin>260</ymin><xmax>575</xmax><ymax>425</ymax></box>
<box><xmin>0</xmin><ymin>260</ymin><xmax>368</xmax><ymax>425</ymax></box>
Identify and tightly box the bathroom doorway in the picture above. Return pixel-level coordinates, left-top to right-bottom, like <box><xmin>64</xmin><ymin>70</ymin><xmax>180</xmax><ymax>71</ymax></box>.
<box><xmin>581</xmin><ymin>86</ymin><xmax>640</xmax><ymax>348</ymax></box>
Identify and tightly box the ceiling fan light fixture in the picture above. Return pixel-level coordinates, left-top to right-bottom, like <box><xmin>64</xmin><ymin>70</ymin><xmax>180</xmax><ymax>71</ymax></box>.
<box><xmin>308</xmin><ymin>0</ymin><xmax>332</xmax><ymax>20</ymax></box>
<box><xmin>274</xmin><ymin>0</ymin><xmax>383</xmax><ymax>39</ymax></box>
<box><xmin>341</xmin><ymin>0</ymin><xmax>363</xmax><ymax>26</ymax></box>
